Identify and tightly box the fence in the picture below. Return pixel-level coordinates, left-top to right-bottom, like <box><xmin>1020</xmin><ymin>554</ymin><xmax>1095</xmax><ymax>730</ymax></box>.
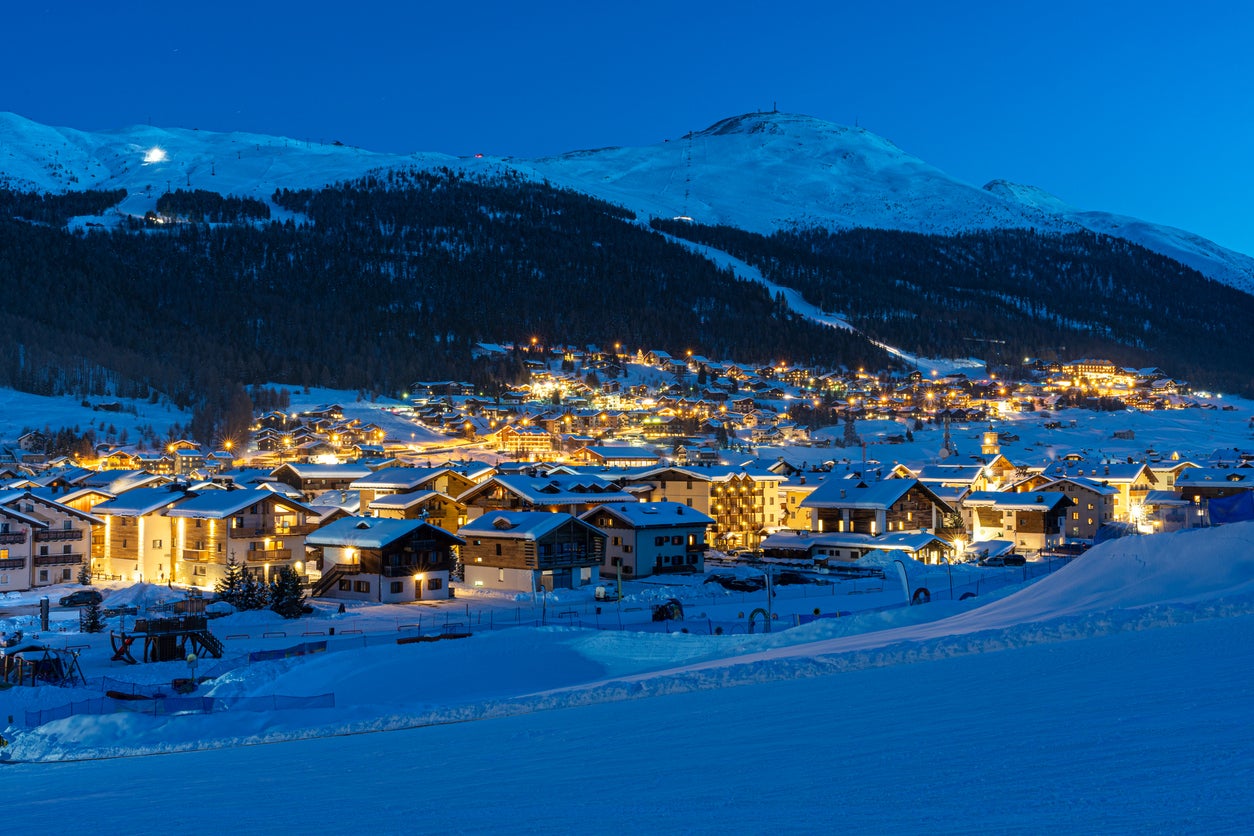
<box><xmin>25</xmin><ymin>692</ymin><xmax>335</xmax><ymax>728</ymax></box>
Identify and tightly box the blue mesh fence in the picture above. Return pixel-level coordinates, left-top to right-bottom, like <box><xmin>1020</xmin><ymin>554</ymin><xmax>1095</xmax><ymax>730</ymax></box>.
<box><xmin>24</xmin><ymin>692</ymin><xmax>335</xmax><ymax>728</ymax></box>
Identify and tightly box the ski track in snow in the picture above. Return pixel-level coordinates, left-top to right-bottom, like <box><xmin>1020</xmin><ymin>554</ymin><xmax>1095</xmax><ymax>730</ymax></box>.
<box><xmin>657</xmin><ymin>229</ymin><xmax>986</xmax><ymax>376</ymax></box>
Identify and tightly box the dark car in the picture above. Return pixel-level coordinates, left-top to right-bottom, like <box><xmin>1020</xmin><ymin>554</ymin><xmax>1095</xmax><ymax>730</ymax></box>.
<box><xmin>59</xmin><ymin>589</ymin><xmax>103</xmax><ymax>607</ymax></box>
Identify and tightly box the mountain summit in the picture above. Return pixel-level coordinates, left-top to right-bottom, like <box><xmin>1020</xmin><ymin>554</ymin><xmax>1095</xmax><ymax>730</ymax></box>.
<box><xmin>523</xmin><ymin>111</ymin><xmax>1254</xmax><ymax>293</ymax></box>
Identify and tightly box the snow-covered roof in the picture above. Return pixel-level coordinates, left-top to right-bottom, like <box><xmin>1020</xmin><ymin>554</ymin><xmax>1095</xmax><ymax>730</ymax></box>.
<box><xmin>271</xmin><ymin>463</ymin><xmax>374</xmax><ymax>481</ymax></box>
<box><xmin>93</xmin><ymin>486</ymin><xmax>191</xmax><ymax>516</ymax></box>
<box><xmin>367</xmin><ymin>490</ymin><xmax>441</xmax><ymax>510</ymax></box>
<box><xmin>460</xmin><ymin>473</ymin><xmax>634</xmax><ymax>506</ymax></box>
<box><xmin>580</xmin><ymin>501</ymin><xmax>714</xmax><ymax>529</ymax></box>
<box><xmin>164</xmin><ymin>488</ymin><xmax>312</xmax><ymax>519</ymax></box>
<box><xmin>1040</xmin><ymin>476</ymin><xmax>1120</xmax><ymax>496</ymax></box>
<box><xmin>307</xmin><ymin>516</ymin><xmax>462</xmax><ymax>549</ymax></box>
<box><xmin>802</xmin><ymin>477</ymin><xmax>947</xmax><ymax>511</ymax></box>
<box><xmin>633</xmin><ymin>465</ymin><xmax>783</xmax><ymax>484</ymax></box>
<box><xmin>575</xmin><ymin>446</ymin><xmax>660</xmax><ymax>461</ymax></box>
<box><xmin>459</xmin><ymin>511</ymin><xmax>597</xmax><ymax>541</ymax></box>
<box><xmin>1176</xmin><ymin>467</ymin><xmax>1254</xmax><ymax>488</ymax></box>
<box><xmin>963</xmin><ymin>491</ymin><xmax>1070</xmax><ymax>512</ymax></box>
<box><xmin>349</xmin><ymin>467</ymin><xmax>447</xmax><ymax>491</ymax></box>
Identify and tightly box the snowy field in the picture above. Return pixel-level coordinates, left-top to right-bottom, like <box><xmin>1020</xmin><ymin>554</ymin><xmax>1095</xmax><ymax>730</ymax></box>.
<box><xmin>3</xmin><ymin>523</ymin><xmax>1252</xmax><ymax>831</ymax></box>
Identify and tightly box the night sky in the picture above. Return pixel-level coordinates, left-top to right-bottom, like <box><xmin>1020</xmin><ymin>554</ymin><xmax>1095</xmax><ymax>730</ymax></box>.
<box><xmin>6</xmin><ymin>1</ymin><xmax>1251</xmax><ymax>254</ymax></box>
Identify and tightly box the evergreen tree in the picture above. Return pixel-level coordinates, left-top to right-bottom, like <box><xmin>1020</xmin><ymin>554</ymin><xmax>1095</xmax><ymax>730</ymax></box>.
<box><xmin>77</xmin><ymin>562</ymin><xmax>91</xmax><ymax>586</ymax></box>
<box><xmin>238</xmin><ymin>571</ymin><xmax>270</xmax><ymax>610</ymax></box>
<box><xmin>80</xmin><ymin>597</ymin><xmax>105</xmax><ymax>633</ymax></box>
<box><xmin>269</xmin><ymin>565</ymin><xmax>307</xmax><ymax>619</ymax></box>
<box><xmin>842</xmin><ymin>411</ymin><xmax>861</xmax><ymax>448</ymax></box>
<box><xmin>215</xmin><ymin>555</ymin><xmax>244</xmax><ymax>606</ymax></box>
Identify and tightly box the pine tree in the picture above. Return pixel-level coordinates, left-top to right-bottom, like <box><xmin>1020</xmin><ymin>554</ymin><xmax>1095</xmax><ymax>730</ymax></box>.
<box><xmin>269</xmin><ymin>565</ymin><xmax>307</xmax><ymax>619</ymax></box>
<box><xmin>77</xmin><ymin>562</ymin><xmax>91</xmax><ymax>586</ymax></box>
<box><xmin>842</xmin><ymin>411</ymin><xmax>860</xmax><ymax>448</ymax></box>
<box><xmin>238</xmin><ymin>572</ymin><xmax>270</xmax><ymax>611</ymax></box>
<box><xmin>215</xmin><ymin>555</ymin><xmax>245</xmax><ymax>606</ymax></box>
<box><xmin>80</xmin><ymin>597</ymin><xmax>105</xmax><ymax>633</ymax></box>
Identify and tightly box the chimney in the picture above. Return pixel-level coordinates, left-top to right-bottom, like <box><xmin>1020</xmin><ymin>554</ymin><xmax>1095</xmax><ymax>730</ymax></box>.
<box><xmin>840</xmin><ymin>489</ymin><xmax>846</xmax><ymax>498</ymax></box>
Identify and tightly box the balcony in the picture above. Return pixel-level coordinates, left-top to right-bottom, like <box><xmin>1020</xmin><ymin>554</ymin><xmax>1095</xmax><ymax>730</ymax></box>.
<box><xmin>34</xmin><ymin>553</ymin><xmax>83</xmax><ymax>566</ymax></box>
<box><xmin>228</xmin><ymin>523</ymin><xmax>317</xmax><ymax>539</ymax></box>
<box><xmin>0</xmin><ymin>532</ymin><xmax>26</xmax><ymax>545</ymax></box>
<box><xmin>35</xmin><ymin>529</ymin><xmax>84</xmax><ymax>543</ymax></box>
<box><xmin>0</xmin><ymin>558</ymin><xmax>25</xmax><ymax>570</ymax></box>
<box><xmin>245</xmin><ymin>548</ymin><xmax>293</xmax><ymax>563</ymax></box>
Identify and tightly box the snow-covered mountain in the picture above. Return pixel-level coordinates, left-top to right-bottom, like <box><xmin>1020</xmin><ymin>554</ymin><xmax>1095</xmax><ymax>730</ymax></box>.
<box><xmin>3</xmin><ymin>110</ymin><xmax>1251</xmax><ymax>294</ymax></box>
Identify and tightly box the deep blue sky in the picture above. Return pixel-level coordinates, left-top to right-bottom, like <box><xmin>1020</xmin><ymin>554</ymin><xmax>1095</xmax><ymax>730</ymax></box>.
<box><xmin>6</xmin><ymin>1</ymin><xmax>1252</xmax><ymax>254</ymax></box>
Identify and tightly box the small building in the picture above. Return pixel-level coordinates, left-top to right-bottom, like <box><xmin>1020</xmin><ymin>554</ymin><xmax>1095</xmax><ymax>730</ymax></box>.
<box><xmin>580</xmin><ymin>501</ymin><xmax>713</xmax><ymax>578</ymax></box>
<box><xmin>459</xmin><ymin>512</ymin><xmax>604</xmax><ymax>592</ymax></box>
<box><xmin>961</xmin><ymin>491</ymin><xmax>1072</xmax><ymax>552</ymax></box>
<box><xmin>367</xmin><ymin>490</ymin><xmax>467</xmax><ymax>534</ymax></box>
<box><xmin>1039</xmin><ymin>477</ymin><xmax>1118</xmax><ymax>542</ymax></box>
<box><xmin>458</xmin><ymin>472</ymin><xmax>635</xmax><ymax>520</ymax></box>
<box><xmin>0</xmin><ymin>491</ymin><xmax>101</xmax><ymax>588</ymax></box>
<box><xmin>800</xmin><ymin>478</ymin><xmax>954</xmax><ymax>536</ymax></box>
<box><xmin>568</xmin><ymin>446</ymin><xmax>663</xmax><ymax>469</ymax></box>
<box><xmin>270</xmin><ymin>463</ymin><xmax>374</xmax><ymax>498</ymax></box>
<box><xmin>307</xmin><ymin>517</ymin><xmax>463</xmax><ymax>603</ymax></box>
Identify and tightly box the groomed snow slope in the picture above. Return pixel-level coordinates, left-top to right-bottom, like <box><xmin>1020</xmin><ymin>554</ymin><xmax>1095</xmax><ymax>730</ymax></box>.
<box><xmin>4</xmin><ymin>524</ymin><xmax>1253</xmax><ymax>830</ymax></box>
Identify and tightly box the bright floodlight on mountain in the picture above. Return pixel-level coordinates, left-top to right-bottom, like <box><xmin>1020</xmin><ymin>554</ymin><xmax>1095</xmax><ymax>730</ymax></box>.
<box><xmin>143</xmin><ymin>146</ymin><xmax>167</xmax><ymax>163</ymax></box>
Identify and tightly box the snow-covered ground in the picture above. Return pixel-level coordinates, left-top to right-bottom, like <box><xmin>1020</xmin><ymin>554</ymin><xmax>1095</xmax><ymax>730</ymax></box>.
<box><xmin>0</xmin><ymin>388</ymin><xmax>191</xmax><ymax>447</ymax></box>
<box><xmin>2</xmin><ymin>522</ymin><xmax>1252</xmax><ymax>831</ymax></box>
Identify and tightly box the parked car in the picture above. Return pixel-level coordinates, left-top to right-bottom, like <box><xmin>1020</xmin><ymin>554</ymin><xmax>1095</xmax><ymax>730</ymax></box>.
<box><xmin>59</xmin><ymin>589</ymin><xmax>103</xmax><ymax>607</ymax></box>
<box><xmin>1003</xmin><ymin>554</ymin><xmax>1027</xmax><ymax>566</ymax></box>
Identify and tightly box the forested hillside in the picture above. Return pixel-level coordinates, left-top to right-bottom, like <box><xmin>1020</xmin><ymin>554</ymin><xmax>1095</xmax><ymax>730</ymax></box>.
<box><xmin>652</xmin><ymin>219</ymin><xmax>1254</xmax><ymax>393</ymax></box>
<box><xmin>0</xmin><ymin>171</ymin><xmax>887</xmax><ymax>439</ymax></box>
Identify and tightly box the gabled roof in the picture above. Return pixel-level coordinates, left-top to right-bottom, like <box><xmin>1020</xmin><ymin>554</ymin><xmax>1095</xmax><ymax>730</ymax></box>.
<box><xmin>1041</xmin><ymin>460</ymin><xmax>1155</xmax><ymax>485</ymax></box>
<box><xmin>164</xmin><ymin>489</ymin><xmax>314</xmax><ymax>519</ymax></box>
<box><xmin>93</xmin><ymin>486</ymin><xmax>192</xmax><ymax>516</ymax></box>
<box><xmin>349</xmin><ymin>467</ymin><xmax>449</xmax><ymax>491</ymax></box>
<box><xmin>459</xmin><ymin>473</ymin><xmax>634</xmax><ymax>506</ymax></box>
<box><xmin>575</xmin><ymin>446</ymin><xmax>661</xmax><ymax>461</ymax></box>
<box><xmin>963</xmin><ymin>491</ymin><xmax>1071</xmax><ymax>512</ymax></box>
<box><xmin>801</xmin><ymin>477</ymin><xmax>953</xmax><ymax>513</ymax></box>
<box><xmin>1039</xmin><ymin>477</ymin><xmax>1119</xmax><ymax>496</ymax></box>
<box><xmin>631</xmin><ymin>465</ymin><xmax>783</xmax><ymax>484</ymax></box>
<box><xmin>1176</xmin><ymin>467</ymin><xmax>1254</xmax><ymax>488</ymax></box>
<box><xmin>0</xmin><ymin>490</ymin><xmax>103</xmax><ymax>525</ymax></box>
<box><xmin>307</xmin><ymin>516</ymin><xmax>463</xmax><ymax>549</ymax></box>
<box><xmin>368</xmin><ymin>490</ymin><xmax>446</xmax><ymax>511</ymax></box>
<box><xmin>580</xmin><ymin>501</ymin><xmax>714</xmax><ymax>529</ymax></box>
<box><xmin>458</xmin><ymin>511</ymin><xmax>601</xmax><ymax>541</ymax></box>
<box><xmin>271</xmin><ymin>463</ymin><xmax>374</xmax><ymax>481</ymax></box>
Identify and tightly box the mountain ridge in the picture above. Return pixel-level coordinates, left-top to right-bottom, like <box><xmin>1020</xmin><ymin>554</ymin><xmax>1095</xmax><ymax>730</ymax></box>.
<box><xmin>1</xmin><ymin>109</ymin><xmax>1251</xmax><ymax>294</ymax></box>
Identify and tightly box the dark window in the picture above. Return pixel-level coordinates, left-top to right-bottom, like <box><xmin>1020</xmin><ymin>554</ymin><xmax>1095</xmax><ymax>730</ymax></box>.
<box><xmin>428</xmin><ymin>578</ymin><xmax>443</xmax><ymax>591</ymax></box>
<box><xmin>671</xmin><ymin>536</ymin><xmax>682</xmax><ymax>545</ymax></box>
<box><xmin>390</xmin><ymin>581</ymin><xmax>403</xmax><ymax>594</ymax></box>
<box><xmin>354</xmin><ymin>581</ymin><xmax>370</xmax><ymax>593</ymax></box>
<box><xmin>495</xmin><ymin>543</ymin><xmax>502</xmax><ymax>555</ymax></box>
